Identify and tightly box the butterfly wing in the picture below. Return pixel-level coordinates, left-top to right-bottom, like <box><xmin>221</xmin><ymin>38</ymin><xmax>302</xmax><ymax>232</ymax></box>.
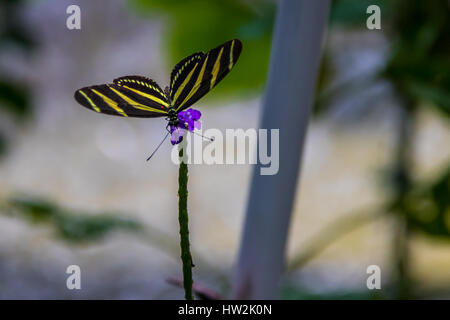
<box><xmin>169</xmin><ymin>39</ymin><xmax>242</xmax><ymax>111</ymax></box>
<box><xmin>169</xmin><ymin>52</ymin><xmax>205</xmax><ymax>107</ymax></box>
<box><xmin>74</xmin><ymin>76</ymin><xmax>169</xmax><ymax>118</ymax></box>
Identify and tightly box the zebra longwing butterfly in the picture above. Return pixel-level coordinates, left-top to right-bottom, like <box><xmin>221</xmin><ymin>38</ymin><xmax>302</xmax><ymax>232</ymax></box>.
<box><xmin>74</xmin><ymin>39</ymin><xmax>242</xmax><ymax>152</ymax></box>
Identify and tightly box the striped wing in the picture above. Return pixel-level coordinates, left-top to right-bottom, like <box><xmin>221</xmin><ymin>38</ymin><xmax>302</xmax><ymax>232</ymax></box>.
<box><xmin>169</xmin><ymin>39</ymin><xmax>242</xmax><ymax>111</ymax></box>
<box><xmin>74</xmin><ymin>76</ymin><xmax>169</xmax><ymax>118</ymax></box>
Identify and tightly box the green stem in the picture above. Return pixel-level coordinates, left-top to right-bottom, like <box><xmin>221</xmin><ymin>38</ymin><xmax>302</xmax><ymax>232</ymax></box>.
<box><xmin>391</xmin><ymin>98</ymin><xmax>416</xmax><ymax>299</ymax></box>
<box><xmin>393</xmin><ymin>213</ymin><xmax>410</xmax><ymax>299</ymax></box>
<box><xmin>178</xmin><ymin>143</ymin><xmax>193</xmax><ymax>300</ymax></box>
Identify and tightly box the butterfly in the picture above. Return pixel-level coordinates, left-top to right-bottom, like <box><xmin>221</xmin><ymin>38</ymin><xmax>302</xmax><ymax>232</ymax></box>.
<box><xmin>74</xmin><ymin>39</ymin><xmax>242</xmax><ymax>158</ymax></box>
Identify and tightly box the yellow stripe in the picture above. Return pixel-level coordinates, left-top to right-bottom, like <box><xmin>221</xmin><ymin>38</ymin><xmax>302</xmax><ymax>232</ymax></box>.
<box><xmin>91</xmin><ymin>89</ymin><xmax>128</xmax><ymax>117</ymax></box>
<box><xmin>122</xmin><ymin>85</ymin><xmax>169</xmax><ymax>107</ymax></box>
<box><xmin>178</xmin><ymin>55</ymin><xmax>209</xmax><ymax>109</ymax></box>
<box><xmin>108</xmin><ymin>86</ymin><xmax>166</xmax><ymax>114</ymax></box>
<box><xmin>229</xmin><ymin>40</ymin><xmax>235</xmax><ymax>70</ymax></box>
<box><xmin>173</xmin><ymin>62</ymin><xmax>199</xmax><ymax>104</ymax></box>
<box><xmin>210</xmin><ymin>47</ymin><xmax>224</xmax><ymax>89</ymax></box>
<box><xmin>79</xmin><ymin>90</ymin><xmax>100</xmax><ymax>112</ymax></box>
<box><xmin>171</xmin><ymin>55</ymin><xmax>199</xmax><ymax>91</ymax></box>
<box><xmin>117</xmin><ymin>79</ymin><xmax>164</xmax><ymax>95</ymax></box>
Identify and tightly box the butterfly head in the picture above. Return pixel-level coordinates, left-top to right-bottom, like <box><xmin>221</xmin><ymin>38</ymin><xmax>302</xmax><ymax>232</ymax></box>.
<box><xmin>167</xmin><ymin>108</ymin><xmax>202</xmax><ymax>145</ymax></box>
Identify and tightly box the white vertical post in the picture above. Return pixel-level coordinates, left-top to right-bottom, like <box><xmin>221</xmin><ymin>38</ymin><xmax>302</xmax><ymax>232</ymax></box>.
<box><xmin>232</xmin><ymin>0</ymin><xmax>330</xmax><ymax>299</ymax></box>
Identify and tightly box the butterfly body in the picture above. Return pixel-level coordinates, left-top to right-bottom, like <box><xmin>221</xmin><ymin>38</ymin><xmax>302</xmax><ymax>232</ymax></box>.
<box><xmin>166</xmin><ymin>108</ymin><xmax>178</xmax><ymax>125</ymax></box>
<box><xmin>74</xmin><ymin>39</ymin><xmax>242</xmax><ymax>145</ymax></box>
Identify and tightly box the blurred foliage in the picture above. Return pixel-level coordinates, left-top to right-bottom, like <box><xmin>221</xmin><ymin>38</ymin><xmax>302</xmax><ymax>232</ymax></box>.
<box><xmin>0</xmin><ymin>0</ymin><xmax>35</xmax><ymax>157</ymax></box>
<box><xmin>127</xmin><ymin>0</ymin><xmax>449</xmax><ymax>120</ymax></box>
<box><xmin>329</xmin><ymin>0</ymin><xmax>394</xmax><ymax>27</ymax></box>
<box><xmin>0</xmin><ymin>1</ymin><xmax>35</xmax><ymax>51</ymax></box>
<box><xmin>0</xmin><ymin>79</ymin><xmax>31</xmax><ymax>118</ymax></box>
<box><xmin>1</xmin><ymin>195</ymin><xmax>224</xmax><ymax>283</ymax></box>
<box><xmin>317</xmin><ymin>0</ymin><xmax>450</xmax><ymax>233</ymax></box>
<box><xmin>375</xmin><ymin>1</ymin><xmax>450</xmax><ymax>243</ymax></box>
<box><xmin>3</xmin><ymin>196</ymin><xmax>142</xmax><ymax>243</ymax></box>
<box><xmin>286</xmin><ymin>0</ymin><xmax>450</xmax><ymax>299</ymax></box>
<box><xmin>320</xmin><ymin>0</ymin><xmax>450</xmax><ymax>117</ymax></box>
<box><xmin>0</xmin><ymin>134</ymin><xmax>6</xmax><ymax>155</ymax></box>
<box><xmin>313</xmin><ymin>52</ymin><xmax>337</xmax><ymax>116</ymax></box>
<box><xmin>382</xmin><ymin>0</ymin><xmax>450</xmax><ymax>117</ymax></box>
<box><xmin>128</xmin><ymin>0</ymin><xmax>274</xmax><ymax>101</ymax></box>
<box><xmin>404</xmin><ymin>166</ymin><xmax>450</xmax><ymax>238</ymax></box>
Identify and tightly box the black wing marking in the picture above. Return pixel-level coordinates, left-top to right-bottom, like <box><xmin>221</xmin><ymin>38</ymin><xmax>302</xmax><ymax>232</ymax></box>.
<box><xmin>169</xmin><ymin>39</ymin><xmax>242</xmax><ymax>111</ymax></box>
<box><xmin>74</xmin><ymin>83</ymin><xmax>168</xmax><ymax>118</ymax></box>
<box><xmin>113</xmin><ymin>75</ymin><xmax>170</xmax><ymax>108</ymax></box>
<box><xmin>169</xmin><ymin>52</ymin><xmax>205</xmax><ymax>106</ymax></box>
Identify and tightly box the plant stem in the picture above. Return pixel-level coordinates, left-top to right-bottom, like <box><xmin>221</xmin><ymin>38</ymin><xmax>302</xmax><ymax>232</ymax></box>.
<box><xmin>391</xmin><ymin>99</ymin><xmax>415</xmax><ymax>299</ymax></box>
<box><xmin>178</xmin><ymin>142</ymin><xmax>193</xmax><ymax>300</ymax></box>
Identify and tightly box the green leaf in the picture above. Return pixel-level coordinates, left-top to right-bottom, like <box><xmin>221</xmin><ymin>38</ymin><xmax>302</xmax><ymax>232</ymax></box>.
<box><xmin>329</xmin><ymin>0</ymin><xmax>394</xmax><ymax>27</ymax></box>
<box><xmin>5</xmin><ymin>195</ymin><xmax>142</xmax><ymax>243</ymax></box>
<box><xmin>0</xmin><ymin>134</ymin><xmax>6</xmax><ymax>157</ymax></box>
<box><xmin>405</xmin><ymin>80</ymin><xmax>450</xmax><ymax>117</ymax></box>
<box><xmin>55</xmin><ymin>214</ymin><xmax>141</xmax><ymax>242</ymax></box>
<box><xmin>405</xmin><ymin>166</ymin><xmax>450</xmax><ymax>238</ymax></box>
<box><xmin>0</xmin><ymin>79</ymin><xmax>31</xmax><ymax>120</ymax></box>
<box><xmin>8</xmin><ymin>196</ymin><xmax>59</xmax><ymax>223</ymax></box>
<box><xmin>381</xmin><ymin>0</ymin><xmax>450</xmax><ymax>115</ymax></box>
<box><xmin>128</xmin><ymin>0</ymin><xmax>274</xmax><ymax>101</ymax></box>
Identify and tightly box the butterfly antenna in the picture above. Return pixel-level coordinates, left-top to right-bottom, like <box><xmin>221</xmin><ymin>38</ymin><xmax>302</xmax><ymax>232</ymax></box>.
<box><xmin>146</xmin><ymin>132</ymin><xmax>170</xmax><ymax>161</ymax></box>
<box><xmin>191</xmin><ymin>131</ymin><xmax>215</xmax><ymax>142</ymax></box>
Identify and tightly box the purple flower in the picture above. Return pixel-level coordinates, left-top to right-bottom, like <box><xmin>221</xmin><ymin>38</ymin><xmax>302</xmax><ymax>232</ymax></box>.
<box><xmin>169</xmin><ymin>108</ymin><xmax>202</xmax><ymax>145</ymax></box>
<box><xmin>178</xmin><ymin>108</ymin><xmax>202</xmax><ymax>131</ymax></box>
<box><xmin>169</xmin><ymin>126</ymin><xmax>185</xmax><ymax>145</ymax></box>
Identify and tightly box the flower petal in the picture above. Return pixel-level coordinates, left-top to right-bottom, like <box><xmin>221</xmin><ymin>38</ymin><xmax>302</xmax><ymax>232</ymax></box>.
<box><xmin>177</xmin><ymin>111</ymin><xmax>187</xmax><ymax>122</ymax></box>
<box><xmin>187</xmin><ymin>119</ymin><xmax>195</xmax><ymax>131</ymax></box>
<box><xmin>189</xmin><ymin>108</ymin><xmax>201</xmax><ymax>120</ymax></box>
<box><xmin>170</xmin><ymin>127</ymin><xmax>185</xmax><ymax>145</ymax></box>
